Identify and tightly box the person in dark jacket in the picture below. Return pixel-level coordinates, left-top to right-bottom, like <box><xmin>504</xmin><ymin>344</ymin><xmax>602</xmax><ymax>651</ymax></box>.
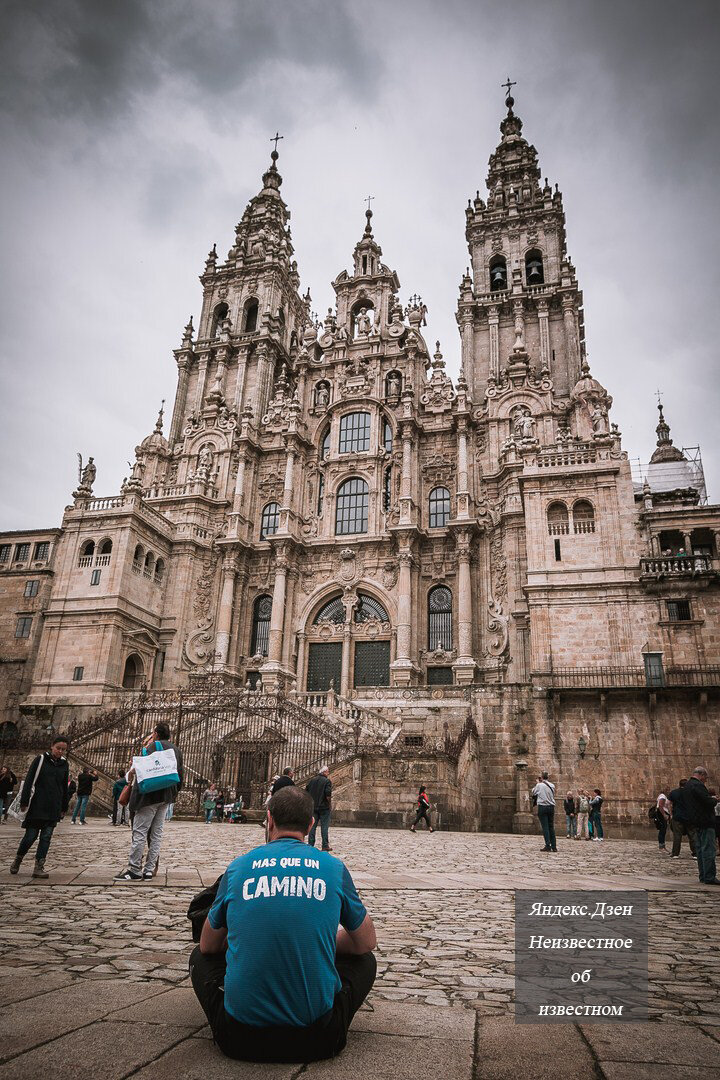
<box><xmin>116</xmin><ymin>722</ymin><xmax>184</xmax><ymax>881</ymax></box>
<box><xmin>683</xmin><ymin>767</ymin><xmax>719</xmax><ymax>885</ymax></box>
<box><xmin>112</xmin><ymin>770</ymin><xmax>128</xmax><ymax>826</ymax></box>
<box><xmin>410</xmin><ymin>787</ymin><xmax>434</xmax><ymax>833</ymax></box>
<box><xmin>563</xmin><ymin>792</ymin><xmax>578</xmax><ymax>838</ymax></box>
<box><xmin>271</xmin><ymin>767</ymin><xmax>295</xmax><ymax>795</ymax></box>
<box><xmin>10</xmin><ymin>735</ymin><xmax>70</xmax><ymax>878</ymax></box>
<box><xmin>71</xmin><ymin>766</ymin><xmax>99</xmax><ymax>824</ymax></box>
<box><xmin>0</xmin><ymin>765</ymin><xmax>17</xmax><ymax>821</ymax></box>
<box><xmin>306</xmin><ymin>766</ymin><xmax>332</xmax><ymax>851</ymax></box>
<box><xmin>668</xmin><ymin>778</ymin><xmax>697</xmax><ymax>858</ymax></box>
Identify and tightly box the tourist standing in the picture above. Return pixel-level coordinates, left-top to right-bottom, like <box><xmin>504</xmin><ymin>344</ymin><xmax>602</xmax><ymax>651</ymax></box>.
<box><xmin>0</xmin><ymin>765</ymin><xmax>17</xmax><ymax>821</ymax></box>
<box><xmin>306</xmin><ymin>766</ymin><xmax>332</xmax><ymax>851</ymax></box>
<box><xmin>563</xmin><ymin>791</ymin><xmax>577</xmax><ymax>838</ymax></box>
<box><xmin>532</xmin><ymin>772</ymin><xmax>557</xmax><ymax>852</ymax></box>
<box><xmin>655</xmin><ymin>789</ymin><xmax>671</xmax><ymax>851</ymax></box>
<box><xmin>668</xmin><ymin>779</ymin><xmax>697</xmax><ymax>858</ymax></box>
<box><xmin>112</xmin><ymin>770</ymin><xmax>128</xmax><ymax>826</ymax></box>
<box><xmin>589</xmin><ymin>789</ymin><xmax>604</xmax><ymax>841</ymax></box>
<box><xmin>215</xmin><ymin>790</ymin><xmax>226</xmax><ymax>823</ymax></box>
<box><xmin>576</xmin><ymin>791</ymin><xmax>589</xmax><ymax>840</ymax></box>
<box><xmin>116</xmin><ymin>722</ymin><xmax>183</xmax><ymax>881</ymax></box>
<box><xmin>271</xmin><ymin>767</ymin><xmax>295</xmax><ymax>794</ymax></box>
<box><xmin>202</xmin><ymin>784</ymin><xmax>217</xmax><ymax>824</ymax></box>
<box><xmin>10</xmin><ymin>734</ymin><xmax>70</xmax><ymax>878</ymax></box>
<box><xmin>683</xmin><ymin>767</ymin><xmax>719</xmax><ymax>885</ymax></box>
<box><xmin>71</xmin><ymin>766</ymin><xmax>99</xmax><ymax>824</ymax></box>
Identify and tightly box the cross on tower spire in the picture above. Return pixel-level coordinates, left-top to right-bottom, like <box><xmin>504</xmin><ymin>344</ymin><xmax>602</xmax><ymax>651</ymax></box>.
<box><xmin>502</xmin><ymin>77</ymin><xmax>517</xmax><ymax>111</ymax></box>
<box><xmin>270</xmin><ymin>131</ymin><xmax>284</xmax><ymax>153</ymax></box>
<box><xmin>365</xmin><ymin>194</ymin><xmax>375</xmax><ymax>213</ymax></box>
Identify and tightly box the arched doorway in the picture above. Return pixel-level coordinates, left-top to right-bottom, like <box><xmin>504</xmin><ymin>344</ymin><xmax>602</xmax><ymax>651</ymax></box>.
<box><xmin>122</xmin><ymin>653</ymin><xmax>145</xmax><ymax>690</ymax></box>
<box><xmin>305</xmin><ymin>592</ymin><xmax>392</xmax><ymax>695</ymax></box>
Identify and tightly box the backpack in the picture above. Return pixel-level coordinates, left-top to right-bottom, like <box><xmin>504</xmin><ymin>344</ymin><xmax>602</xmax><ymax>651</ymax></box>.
<box><xmin>187</xmin><ymin>875</ymin><xmax>223</xmax><ymax>942</ymax></box>
<box><xmin>648</xmin><ymin>805</ymin><xmax>663</xmax><ymax>828</ymax></box>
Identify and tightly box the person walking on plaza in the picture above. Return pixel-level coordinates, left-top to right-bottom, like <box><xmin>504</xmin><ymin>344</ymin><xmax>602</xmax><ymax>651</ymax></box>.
<box><xmin>189</xmin><ymin>786</ymin><xmax>376</xmax><ymax>1063</ymax></box>
<box><xmin>589</xmin><ymin>789</ymin><xmax>604</xmax><ymax>841</ymax></box>
<box><xmin>10</xmin><ymin>734</ymin><xmax>70</xmax><ymax>878</ymax></box>
<box><xmin>112</xmin><ymin>770</ymin><xmax>128</xmax><ymax>826</ymax></box>
<box><xmin>654</xmin><ymin>789</ymin><xmax>671</xmax><ymax>851</ymax></box>
<box><xmin>202</xmin><ymin>784</ymin><xmax>217</xmax><ymax>824</ymax></box>
<box><xmin>563</xmin><ymin>791</ymin><xmax>577</xmax><ymax>839</ymax></box>
<box><xmin>71</xmin><ymin>765</ymin><xmax>99</xmax><ymax>824</ymax></box>
<box><xmin>271</xmin><ymin>767</ymin><xmax>295</xmax><ymax>794</ymax></box>
<box><xmin>306</xmin><ymin>766</ymin><xmax>332</xmax><ymax>851</ymax></box>
<box><xmin>668</xmin><ymin>778</ymin><xmax>697</xmax><ymax>858</ymax></box>
<box><xmin>116</xmin><ymin>722</ymin><xmax>183</xmax><ymax>881</ymax></box>
<box><xmin>410</xmin><ymin>786</ymin><xmax>434</xmax><ymax>832</ymax></box>
<box><xmin>532</xmin><ymin>772</ymin><xmax>557</xmax><ymax>852</ymax></box>
<box><xmin>0</xmin><ymin>765</ymin><xmax>17</xmax><ymax>822</ymax></box>
<box><xmin>683</xmin><ymin>767</ymin><xmax>719</xmax><ymax>885</ymax></box>
<box><xmin>576</xmin><ymin>790</ymin><xmax>589</xmax><ymax>840</ymax></box>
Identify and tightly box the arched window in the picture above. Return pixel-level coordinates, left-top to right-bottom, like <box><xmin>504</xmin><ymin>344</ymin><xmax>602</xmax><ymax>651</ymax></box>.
<box><xmin>144</xmin><ymin>552</ymin><xmax>155</xmax><ymax>576</ymax></box>
<box><xmin>122</xmin><ymin>653</ymin><xmax>144</xmax><ymax>690</ymax></box>
<box><xmin>382</xmin><ymin>419</ymin><xmax>393</xmax><ymax>453</ymax></box>
<box><xmin>429</xmin><ymin>486</ymin><xmax>451</xmax><ymax>528</ymax></box>
<box><xmin>573</xmin><ymin>500</ymin><xmax>596</xmax><ymax>534</ymax></box>
<box><xmin>525</xmin><ymin>249</ymin><xmax>544</xmax><ymax>286</ymax></box>
<box><xmin>133</xmin><ymin>544</ymin><xmax>144</xmax><ymax>568</ymax></box>
<box><xmin>78</xmin><ymin>539</ymin><xmax>95</xmax><ymax>566</ymax></box>
<box><xmin>428</xmin><ymin>586</ymin><xmax>453</xmax><ymax>650</ymax></box>
<box><xmin>314</xmin><ymin>596</ymin><xmax>345</xmax><ymax>624</ymax></box>
<box><xmin>383</xmin><ymin>467</ymin><xmax>392</xmax><ymax>512</ymax></box>
<box><xmin>212</xmin><ymin>302</ymin><xmax>229</xmax><ymax>338</ymax></box>
<box><xmin>260</xmin><ymin>502</ymin><xmax>280</xmax><ymax>540</ymax></box>
<box><xmin>243</xmin><ymin>298</ymin><xmax>258</xmax><ymax>333</ymax></box>
<box><xmin>0</xmin><ymin>720</ymin><xmax>19</xmax><ymax>746</ymax></box>
<box><xmin>154</xmin><ymin>558</ymin><xmax>165</xmax><ymax>583</ymax></box>
<box><xmin>320</xmin><ymin>425</ymin><xmax>331</xmax><ymax>460</ymax></box>
<box><xmin>99</xmin><ymin>539</ymin><xmax>112</xmax><ymax>555</ymax></box>
<box><xmin>489</xmin><ymin>255</ymin><xmax>508</xmax><ymax>292</ymax></box>
<box><xmin>250</xmin><ymin>594</ymin><xmax>272</xmax><ymax>656</ymax></box>
<box><xmin>335</xmin><ymin>478</ymin><xmax>368</xmax><ymax>535</ymax></box>
<box><xmin>339</xmin><ymin>412</ymin><xmax>370</xmax><ymax>454</ymax></box>
<box><xmin>354</xmin><ymin>593</ymin><xmax>389</xmax><ymax>623</ymax></box>
<box><xmin>547</xmin><ymin>502</ymin><xmax>569</xmax><ymax>535</ymax></box>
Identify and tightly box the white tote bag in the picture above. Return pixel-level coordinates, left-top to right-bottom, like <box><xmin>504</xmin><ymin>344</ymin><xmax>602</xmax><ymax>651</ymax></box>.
<box><xmin>7</xmin><ymin>755</ymin><xmax>44</xmax><ymax>825</ymax></box>
<box><xmin>132</xmin><ymin>742</ymin><xmax>179</xmax><ymax>794</ymax></box>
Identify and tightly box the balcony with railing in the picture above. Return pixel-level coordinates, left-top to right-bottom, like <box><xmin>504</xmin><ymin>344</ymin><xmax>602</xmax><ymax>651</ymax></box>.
<box><xmin>640</xmin><ymin>554</ymin><xmax>714</xmax><ymax>578</ymax></box>
<box><xmin>537</xmin><ymin>665</ymin><xmax>720</xmax><ymax>690</ymax></box>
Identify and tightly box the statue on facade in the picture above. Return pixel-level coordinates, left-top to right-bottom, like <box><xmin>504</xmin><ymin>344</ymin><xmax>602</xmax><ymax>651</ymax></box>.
<box><xmin>386</xmin><ymin>371</ymin><xmax>401</xmax><ymax>397</ymax></box>
<box><xmin>512</xmin><ymin>408</ymin><xmax>535</xmax><ymax>441</ymax></box>
<box><xmin>590</xmin><ymin>401</ymin><xmax>609</xmax><ymax>435</ymax></box>
<box><xmin>315</xmin><ymin>382</ymin><xmax>330</xmax><ymax>408</ymax></box>
<box><xmin>75</xmin><ymin>454</ymin><xmax>96</xmax><ymax>494</ymax></box>
<box><xmin>197</xmin><ymin>445</ymin><xmax>213</xmax><ymax>480</ymax></box>
<box><xmin>355</xmin><ymin>307</ymin><xmax>372</xmax><ymax>337</ymax></box>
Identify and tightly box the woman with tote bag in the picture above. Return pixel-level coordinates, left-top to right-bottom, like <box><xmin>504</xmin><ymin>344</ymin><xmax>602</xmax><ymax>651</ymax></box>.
<box><xmin>9</xmin><ymin>734</ymin><xmax>70</xmax><ymax>878</ymax></box>
<box><xmin>116</xmin><ymin>722</ymin><xmax>183</xmax><ymax>881</ymax></box>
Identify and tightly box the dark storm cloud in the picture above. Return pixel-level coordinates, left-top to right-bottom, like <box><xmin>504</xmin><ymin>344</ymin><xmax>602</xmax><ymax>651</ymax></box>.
<box><xmin>0</xmin><ymin>0</ymin><xmax>379</xmax><ymax>127</ymax></box>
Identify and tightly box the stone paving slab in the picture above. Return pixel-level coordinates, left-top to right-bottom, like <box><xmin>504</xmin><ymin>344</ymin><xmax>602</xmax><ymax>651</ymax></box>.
<box><xmin>351</xmin><ymin>999</ymin><xmax>475</xmax><ymax>1040</ymax></box>
<box><xmin>473</xmin><ymin>1017</ymin><xmax>598</xmax><ymax>1079</ymax></box>
<box><xmin>108</xmin><ymin>986</ymin><xmax>207</xmax><ymax>1027</ymax></box>
<box><xmin>580</xmin><ymin>1022</ymin><xmax>720</xmax><ymax>1067</ymax></box>
<box><xmin>305</xmin><ymin>1031</ymin><xmax>473</xmax><ymax>1078</ymax></box>
<box><xmin>0</xmin><ymin>1020</ymin><xmax>194</xmax><ymax>1080</ymax></box>
<box><xmin>131</xmin><ymin>1036</ymin><xmax>299</xmax><ymax>1078</ymax></box>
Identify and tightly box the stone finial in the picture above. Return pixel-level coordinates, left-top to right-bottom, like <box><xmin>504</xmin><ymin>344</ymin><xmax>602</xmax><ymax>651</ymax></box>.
<box><xmin>154</xmin><ymin>400</ymin><xmax>165</xmax><ymax>435</ymax></box>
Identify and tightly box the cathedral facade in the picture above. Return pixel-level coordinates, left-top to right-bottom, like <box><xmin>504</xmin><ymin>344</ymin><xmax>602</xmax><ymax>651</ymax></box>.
<box><xmin>2</xmin><ymin>93</ymin><xmax>719</xmax><ymax>831</ymax></box>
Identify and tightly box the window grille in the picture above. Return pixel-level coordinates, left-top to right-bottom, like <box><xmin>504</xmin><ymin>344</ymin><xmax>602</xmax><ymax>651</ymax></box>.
<box><xmin>14</xmin><ymin>543</ymin><xmax>30</xmax><ymax>562</ymax></box>
<box><xmin>339</xmin><ymin>412</ymin><xmax>370</xmax><ymax>454</ymax></box>
<box><xmin>0</xmin><ymin>545</ymin><xmax>11</xmax><ymax>564</ymax></box>
<box><xmin>428</xmin><ymin>585</ymin><xmax>453</xmax><ymax>650</ymax></box>
<box><xmin>250</xmin><ymin>595</ymin><xmax>272</xmax><ymax>656</ymax></box>
<box><xmin>335</xmin><ymin>478</ymin><xmax>368</xmax><ymax>535</ymax></box>
<box><xmin>73</xmin><ymin>666</ymin><xmax>84</xmax><ymax>682</ymax></box>
<box><xmin>666</xmin><ymin>600</ymin><xmax>691</xmax><ymax>622</ymax></box>
<box><xmin>34</xmin><ymin>542</ymin><xmax>50</xmax><ymax>561</ymax></box>
<box><xmin>314</xmin><ymin>596</ymin><xmax>345</xmax><ymax>625</ymax></box>
<box><xmin>383</xmin><ymin>420</ymin><xmax>393</xmax><ymax>453</ymax></box>
<box><xmin>90</xmin><ymin>569</ymin><xmax>101</xmax><ymax>586</ymax></box>
<box><xmin>354</xmin><ymin>594</ymin><xmax>389</xmax><ymax>623</ymax></box>
<box><xmin>24</xmin><ymin>580</ymin><xmax>39</xmax><ymax>598</ymax></box>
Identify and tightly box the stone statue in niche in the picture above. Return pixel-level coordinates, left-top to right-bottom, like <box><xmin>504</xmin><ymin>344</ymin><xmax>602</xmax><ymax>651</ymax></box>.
<box><xmin>590</xmin><ymin>401</ymin><xmax>609</xmax><ymax>434</ymax></box>
<box><xmin>315</xmin><ymin>382</ymin><xmax>330</xmax><ymax>409</ymax></box>
<box><xmin>197</xmin><ymin>445</ymin><xmax>213</xmax><ymax>480</ymax></box>
<box><xmin>512</xmin><ymin>407</ymin><xmax>535</xmax><ymax>441</ymax></box>
<box><xmin>355</xmin><ymin>307</ymin><xmax>372</xmax><ymax>337</ymax></box>
<box><xmin>386</xmin><ymin>371</ymin><xmax>401</xmax><ymax>397</ymax></box>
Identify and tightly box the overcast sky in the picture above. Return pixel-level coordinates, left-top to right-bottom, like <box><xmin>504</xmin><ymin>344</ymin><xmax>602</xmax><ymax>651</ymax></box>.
<box><xmin>1</xmin><ymin>0</ymin><xmax>718</xmax><ymax>529</ymax></box>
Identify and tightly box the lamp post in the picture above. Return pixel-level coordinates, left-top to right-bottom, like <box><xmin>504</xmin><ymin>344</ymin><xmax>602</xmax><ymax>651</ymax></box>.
<box><xmin>578</xmin><ymin>735</ymin><xmax>587</xmax><ymax>759</ymax></box>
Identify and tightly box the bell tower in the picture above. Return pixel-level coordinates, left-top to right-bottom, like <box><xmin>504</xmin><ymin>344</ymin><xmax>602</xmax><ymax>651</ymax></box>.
<box><xmin>457</xmin><ymin>83</ymin><xmax>586</xmax><ymax>405</ymax></box>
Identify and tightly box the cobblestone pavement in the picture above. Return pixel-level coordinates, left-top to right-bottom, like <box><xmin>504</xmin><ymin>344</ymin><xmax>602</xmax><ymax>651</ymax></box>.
<box><xmin>0</xmin><ymin>820</ymin><xmax>718</xmax><ymax>1077</ymax></box>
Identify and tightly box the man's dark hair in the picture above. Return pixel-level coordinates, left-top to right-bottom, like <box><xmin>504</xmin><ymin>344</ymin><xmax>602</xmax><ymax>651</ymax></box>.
<box><xmin>282</xmin><ymin>766</ymin><xmax>293</xmax><ymax>776</ymax></box>
<box><xmin>268</xmin><ymin>786</ymin><xmax>314</xmax><ymax>833</ymax></box>
<box><xmin>117</xmin><ymin>769</ymin><xmax>125</xmax><ymax>778</ymax></box>
<box><xmin>541</xmin><ymin>771</ymin><xmax>549</xmax><ymax>780</ymax></box>
<box><xmin>51</xmin><ymin>735</ymin><xmax>69</xmax><ymax>748</ymax></box>
<box><xmin>594</xmin><ymin>788</ymin><xmax>602</xmax><ymax>795</ymax></box>
<box><xmin>680</xmin><ymin>778</ymin><xmax>688</xmax><ymax>786</ymax></box>
<box><xmin>155</xmin><ymin>722</ymin><xmax>171</xmax><ymax>741</ymax></box>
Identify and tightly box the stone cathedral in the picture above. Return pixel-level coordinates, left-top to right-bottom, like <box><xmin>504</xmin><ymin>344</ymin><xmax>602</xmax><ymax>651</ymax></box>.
<box><xmin>2</xmin><ymin>91</ymin><xmax>719</xmax><ymax>831</ymax></box>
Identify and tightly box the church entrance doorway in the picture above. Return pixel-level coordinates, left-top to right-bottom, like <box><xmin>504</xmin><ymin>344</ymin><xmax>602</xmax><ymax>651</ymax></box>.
<box><xmin>305</xmin><ymin>592</ymin><xmax>392</xmax><ymax>695</ymax></box>
<box><xmin>307</xmin><ymin>642</ymin><xmax>342</xmax><ymax>692</ymax></box>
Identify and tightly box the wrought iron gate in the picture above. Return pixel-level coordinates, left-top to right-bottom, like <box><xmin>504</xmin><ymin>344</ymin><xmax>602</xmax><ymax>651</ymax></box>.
<box><xmin>353</xmin><ymin>641</ymin><xmax>390</xmax><ymax>687</ymax></box>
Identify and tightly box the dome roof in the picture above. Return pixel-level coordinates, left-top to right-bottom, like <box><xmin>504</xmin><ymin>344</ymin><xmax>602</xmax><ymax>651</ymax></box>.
<box><xmin>571</xmin><ymin>359</ymin><xmax>607</xmax><ymax>401</ymax></box>
<box><xmin>140</xmin><ymin>403</ymin><xmax>168</xmax><ymax>453</ymax></box>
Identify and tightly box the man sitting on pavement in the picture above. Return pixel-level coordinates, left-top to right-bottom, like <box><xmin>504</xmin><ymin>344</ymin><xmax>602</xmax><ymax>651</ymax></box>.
<box><xmin>190</xmin><ymin>786</ymin><xmax>377</xmax><ymax>1063</ymax></box>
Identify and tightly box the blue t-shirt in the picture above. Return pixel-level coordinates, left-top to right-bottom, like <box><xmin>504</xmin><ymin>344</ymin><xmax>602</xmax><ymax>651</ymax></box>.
<box><xmin>207</xmin><ymin>837</ymin><xmax>367</xmax><ymax>1028</ymax></box>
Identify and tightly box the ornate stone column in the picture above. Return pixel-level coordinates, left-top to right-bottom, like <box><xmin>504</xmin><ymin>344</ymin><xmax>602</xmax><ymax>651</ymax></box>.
<box><xmin>456</xmin><ymin>417</ymin><xmax>471</xmax><ymax>520</ymax></box>
<box><xmin>399</xmin><ymin>422</ymin><xmax>414</xmax><ymax>525</ymax></box>
<box><xmin>512</xmin><ymin>760</ymin><xmax>536</xmax><ymax>834</ymax></box>
<box><xmin>390</xmin><ymin>543</ymin><xmax>418</xmax><ymax>686</ymax></box>
<box><xmin>283</xmin><ymin>438</ymin><xmax>296</xmax><ymax>509</ymax></box>
<box><xmin>537</xmin><ymin>299</ymin><xmax>550</xmax><ymax>370</ymax></box>
<box><xmin>488</xmin><ymin>306</ymin><xmax>500</xmax><ymax>379</ymax></box>
<box><xmin>215</xmin><ymin>551</ymin><xmax>238</xmax><ymax>667</ymax></box>
<box><xmin>263</xmin><ymin>544</ymin><xmax>290</xmax><ymax>691</ymax></box>
<box><xmin>194</xmin><ymin>352</ymin><xmax>210</xmax><ymax>413</ymax></box>
<box><xmin>453</xmin><ymin>528</ymin><xmax>476</xmax><ymax>684</ymax></box>
<box><xmin>562</xmin><ymin>295</ymin><xmax>579</xmax><ymax>379</ymax></box>
<box><xmin>169</xmin><ymin>357</ymin><xmax>191</xmax><ymax>448</ymax></box>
